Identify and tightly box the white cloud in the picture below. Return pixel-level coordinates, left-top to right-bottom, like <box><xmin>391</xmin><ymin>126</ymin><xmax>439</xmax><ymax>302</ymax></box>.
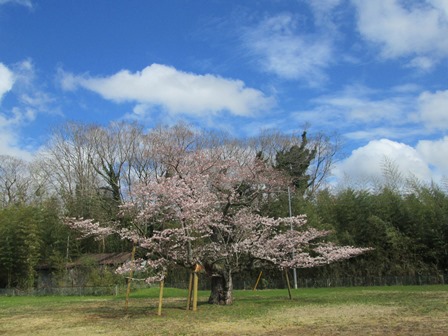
<box><xmin>308</xmin><ymin>0</ymin><xmax>343</xmax><ymax>14</ymax></box>
<box><xmin>0</xmin><ymin>129</ymin><xmax>33</xmax><ymax>159</ymax></box>
<box><xmin>320</xmin><ymin>95</ymin><xmax>407</xmax><ymax>124</ymax></box>
<box><xmin>344</xmin><ymin>127</ymin><xmax>424</xmax><ymax>141</ymax></box>
<box><xmin>417</xmin><ymin>136</ymin><xmax>448</xmax><ymax>175</ymax></box>
<box><xmin>242</xmin><ymin>14</ymin><xmax>333</xmax><ymax>84</ymax></box>
<box><xmin>334</xmin><ymin>139</ymin><xmax>433</xmax><ymax>184</ymax></box>
<box><xmin>0</xmin><ymin>107</ymin><xmax>35</xmax><ymax>128</ymax></box>
<box><xmin>430</xmin><ymin>0</ymin><xmax>448</xmax><ymax>17</ymax></box>
<box><xmin>60</xmin><ymin>64</ymin><xmax>273</xmax><ymax>117</ymax></box>
<box><xmin>417</xmin><ymin>90</ymin><xmax>448</xmax><ymax>130</ymax></box>
<box><xmin>352</xmin><ymin>0</ymin><xmax>448</xmax><ymax>65</ymax></box>
<box><xmin>0</xmin><ymin>63</ymin><xmax>15</xmax><ymax>101</ymax></box>
<box><xmin>406</xmin><ymin>56</ymin><xmax>435</xmax><ymax>71</ymax></box>
<box><xmin>292</xmin><ymin>84</ymin><xmax>448</xmax><ymax>142</ymax></box>
<box><xmin>0</xmin><ymin>60</ymin><xmax>52</xmax><ymax>158</ymax></box>
<box><xmin>58</xmin><ymin>69</ymin><xmax>78</xmax><ymax>91</ymax></box>
<box><xmin>300</xmin><ymin>84</ymin><xmax>414</xmax><ymax>128</ymax></box>
<box><xmin>307</xmin><ymin>0</ymin><xmax>344</xmax><ymax>28</ymax></box>
<box><xmin>0</xmin><ymin>107</ymin><xmax>35</xmax><ymax>159</ymax></box>
<box><xmin>391</xmin><ymin>83</ymin><xmax>421</xmax><ymax>93</ymax></box>
<box><xmin>0</xmin><ymin>63</ymin><xmax>27</xmax><ymax>157</ymax></box>
<box><xmin>0</xmin><ymin>0</ymin><xmax>33</xmax><ymax>8</ymax></box>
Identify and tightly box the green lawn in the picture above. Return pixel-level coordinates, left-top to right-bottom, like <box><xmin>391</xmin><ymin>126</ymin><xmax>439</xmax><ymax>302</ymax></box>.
<box><xmin>0</xmin><ymin>286</ymin><xmax>447</xmax><ymax>335</ymax></box>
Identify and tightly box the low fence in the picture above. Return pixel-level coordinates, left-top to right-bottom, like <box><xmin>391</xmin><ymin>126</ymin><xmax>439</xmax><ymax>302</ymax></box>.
<box><xmin>1</xmin><ymin>274</ymin><xmax>446</xmax><ymax>296</ymax></box>
<box><xmin>293</xmin><ymin>274</ymin><xmax>447</xmax><ymax>288</ymax></box>
<box><xmin>0</xmin><ymin>286</ymin><xmax>119</xmax><ymax>296</ymax></box>
<box><xmin>166</xmin><ymin>273</ymin><xmax>448</xmax><ymax>290</ymax></box>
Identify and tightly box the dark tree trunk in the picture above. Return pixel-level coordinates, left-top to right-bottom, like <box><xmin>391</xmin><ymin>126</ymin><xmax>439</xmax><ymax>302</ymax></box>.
<box><xmin>208</xmin><ymin>271</ymin><xmax>233</xmax><ymax>305</ymax></box>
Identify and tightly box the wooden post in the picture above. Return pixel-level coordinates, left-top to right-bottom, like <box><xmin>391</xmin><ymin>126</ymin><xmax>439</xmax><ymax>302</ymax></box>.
<box><xmin>186</xmin><ymin>272</ymin><xmax>193</xmax><ymax>310</ymax></box>
<box><xmin>157</xmin><ymin>279</ymin><xmax>164</xmax><ymax>316</ymax></box>
<box><xmin>284</xmin><ymin>269</ymin><xmax>292</xmax><ymax>300</ymax></box>
<box><xmin>125</xmin><ymin>244</ymin><xmax>136</xmax><ymax>311</ymax></box>
<box><xmin>253</xmin><ymin>271</ymin><xmax>263</xmax><ymax>291</ymax></box>
<box><xmin>193</xmin><ymin>271</ymin><xmax>199</xmax><ymax>311</ymax></box>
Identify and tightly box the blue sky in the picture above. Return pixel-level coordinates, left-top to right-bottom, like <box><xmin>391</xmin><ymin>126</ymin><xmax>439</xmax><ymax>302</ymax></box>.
<box><xmin>0</xmin><ymin>0</ymin><xmax>447</xmax><ymax>186</ymax></box>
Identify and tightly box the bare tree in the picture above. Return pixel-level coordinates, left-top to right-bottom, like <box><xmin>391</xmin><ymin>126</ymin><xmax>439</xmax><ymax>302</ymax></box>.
<box><xmin>40</xmin><ymin>122</ymin><xmax>101</xmax><ymax>214</ymax></box>
<box><xmin>305</xmin><ymin>132</ymin><xmax>341</xmax><ymax>197</ymax></box>
<box><xmin>86</xmin><ymin>122</ymin><xmax>144</xmax><ymax>202</ymax></box>
<box><xmin>0</xmin><ymin>155</ymin><xmax>31</xmax><ymax>206</ymax></box>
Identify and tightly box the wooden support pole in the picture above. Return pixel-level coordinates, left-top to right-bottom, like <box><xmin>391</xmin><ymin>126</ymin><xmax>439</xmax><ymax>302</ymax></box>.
<box><xmin>157</xmin><ymin>279</ymin><xmax>164</xmax><ymax>316</ymax></box>
<box><xmin>186</xmin><ymin>272</ymin><xmax>193</xmax><ymax>310</ymax></box>
<box><xmin>125</xmin><ymin>244</ymin><xmax>136</xmax><ymax>311</ymax></box>
<box><xmin>253</xmin><ymin>271</ymin><xmax>263</xmax><ymax>291</ymax></box>
<box><xmin>193</xmin><ymin>272</ymin><xmax>199</xmax><ymax>311</ymax></box>
<box><xmin>285</xmin><ymin>269</ymin><xmax>292</xmax><ymax>300</ymax></box>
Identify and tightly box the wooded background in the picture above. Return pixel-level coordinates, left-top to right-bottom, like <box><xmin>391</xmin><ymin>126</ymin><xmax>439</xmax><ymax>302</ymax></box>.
<box><xmin>1</xmin><ymin>122</ymin><xmax>447</xmax><ymax>289</ymax></box>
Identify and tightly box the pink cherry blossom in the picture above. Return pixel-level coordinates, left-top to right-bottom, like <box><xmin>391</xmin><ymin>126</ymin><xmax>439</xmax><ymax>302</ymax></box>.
<box><xmin>65</xmin><ymin>142</ymin><xmax>370</xmax><ymax>301</ymax></box>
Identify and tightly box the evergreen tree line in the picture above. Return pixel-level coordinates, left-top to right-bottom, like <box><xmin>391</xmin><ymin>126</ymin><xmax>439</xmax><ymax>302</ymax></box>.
<box><xmin>0</xmin><ymin>121</ymin><xmax>446</xmax><ymax>289</ymax></box>
<box><xmin>263</xmin><ymin>184</ymin><xmax>448</xmax><ymax>282</ymax></box>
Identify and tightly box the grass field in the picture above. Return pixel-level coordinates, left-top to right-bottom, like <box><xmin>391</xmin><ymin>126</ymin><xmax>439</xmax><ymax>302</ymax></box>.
<box><xmin>0</xmin><ymin>285</ymin><xmax>447</xmax><ymax>335</ymax></box>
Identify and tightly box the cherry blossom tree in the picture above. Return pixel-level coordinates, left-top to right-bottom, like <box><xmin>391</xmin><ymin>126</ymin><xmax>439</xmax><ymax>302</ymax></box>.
<box><xmin>66</xmin><ymin>137</ymin><xmax>370</xmax><ymax>305</ymax></box>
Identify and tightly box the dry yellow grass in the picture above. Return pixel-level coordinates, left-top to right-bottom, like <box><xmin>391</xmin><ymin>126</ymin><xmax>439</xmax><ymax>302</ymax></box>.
<box><xmin>183</xmin><ymin>304</ymin><xmax>447</xmax><ymax>335</ymax></box>
<box><xmin>1</xmin><ymin>287</ymin><xmax>447</xmax><ymax>335</ymax></box>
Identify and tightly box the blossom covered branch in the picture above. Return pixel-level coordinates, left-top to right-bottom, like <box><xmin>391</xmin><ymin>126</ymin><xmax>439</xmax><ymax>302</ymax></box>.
<box><xmin>64</xmin><ymin>139</ymin><xmax>371</xmax><ymax>289</ymax></box>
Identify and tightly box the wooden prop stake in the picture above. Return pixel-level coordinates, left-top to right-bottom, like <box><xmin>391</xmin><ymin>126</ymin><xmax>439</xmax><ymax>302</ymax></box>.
<box><xmin>157</xmin><ymin>279</ymin><xmax>164</xmax><ymax>316</ymax></box>
<box><xmin>125</xmin><ymin>244</ymin><xmax>136</xmax><ymax>311</ymax></box>
<box><xmin>193</xmin><ymin>271</ymin><xmax>199</xmax><ymax>311</ymax></box>
<box><xmin>284</xmin><ymin>269</ymin><xmax>292</xmax><ymax>300</ymax></box>
<box><xmin>253</xmin><ymin>271</ymin><xmax>263</xmax><ymax>291</ymax></box>
<box><xmin>186</xmin><ymin>272</ymin><xmax>193</xmax><ymax>310</ymax></box>
<box><xmin>187</xmin><ymin>264</ymin><xmax>203</xmax><ymax>311</ymax></box>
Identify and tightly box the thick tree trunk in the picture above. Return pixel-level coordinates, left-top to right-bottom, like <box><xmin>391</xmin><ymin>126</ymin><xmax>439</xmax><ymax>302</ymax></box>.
<box><xmin>208</xmin><ymin>271</ymin><xmax>233</xmax><ymax>305</ymax></box>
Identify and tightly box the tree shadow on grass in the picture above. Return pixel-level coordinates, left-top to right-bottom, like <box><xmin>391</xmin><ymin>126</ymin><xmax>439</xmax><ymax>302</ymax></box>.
<box><xmin>83</xmin><ymin>297</ymin><xmax>206</xmax><ymax>319</ymax></box>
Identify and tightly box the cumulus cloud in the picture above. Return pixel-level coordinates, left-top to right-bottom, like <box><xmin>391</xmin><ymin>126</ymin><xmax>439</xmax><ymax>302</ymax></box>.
<box><xmin>59</xmin><ymin>64</ymin><xmax>273</xmax><ymax>117</ymax></box>
<box><xmin>242</xmin><ymin>14</ymin><xmax>333</xmax><ymax>84</ymax></box>
<box><xmin>0</xmin><ymin>63</ymin><xmax>15</xmax><ymax>101</ymax></box>
<box><xmin>334</xmin><ymin>139</ymin><xmax>433</xmax><ymax>185</ymax></box>
<box><xmin>417</xmin><ymin>136</ymin><xmax>448</xmax><ymax>175</ymax></box>
<box><xmin>352</xmin><ymin>0</ymin><xmax>448</xmax><ymax>66</ymax></box>
<box><xmin>417</xmin><ymin>90</ymin><xmax>448</xmax><ymax>130</ymax></box>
